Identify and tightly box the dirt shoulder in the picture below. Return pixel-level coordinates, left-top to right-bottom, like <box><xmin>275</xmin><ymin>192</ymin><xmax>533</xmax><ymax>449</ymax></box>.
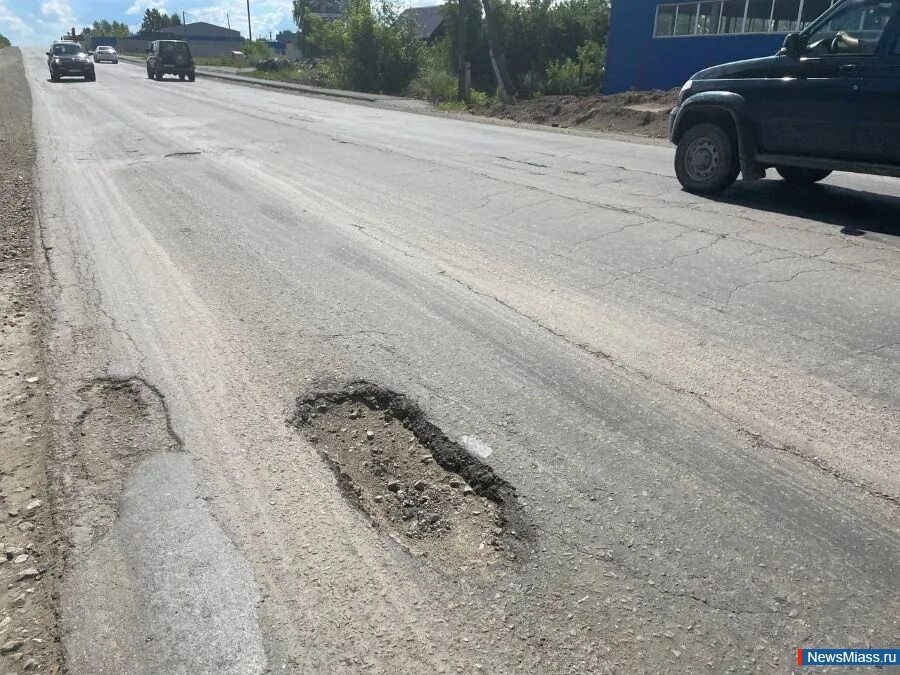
<box><xmin>469</xmin><ymin>89</ymin><xmax>679</xmax><ymax>138</ymax></box>
<box><xmin>0</xmin><ymin>47</ymin><xmax>63</xmax><ymax>674</ymax></box>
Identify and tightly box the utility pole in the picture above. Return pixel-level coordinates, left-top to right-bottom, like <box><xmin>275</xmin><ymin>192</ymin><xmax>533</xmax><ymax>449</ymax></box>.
<box><xmin>456</xmin><ymin>0</ymin><xmax>468</xmax><ymax>102</ymax></box>
<box><xmin>246</xmin><ymin>0</ymin><xmax>252</xmax><ymax>41</ymax></box>
<box><xmin>182</xmin><ymin>11</ymin><xmax>186</xmax><ymax>26</ymax></box>
<box><xmin>226</xmin><ymin>12</ymin><xmax>231</xmax><ymax>30</ymax></box>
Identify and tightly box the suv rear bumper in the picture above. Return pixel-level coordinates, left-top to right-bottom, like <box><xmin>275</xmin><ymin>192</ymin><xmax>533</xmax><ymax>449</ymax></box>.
<box><xmin>159</xmin><ymin>65</ymin><xmax>195</xmax><ymax>74</ymax></box>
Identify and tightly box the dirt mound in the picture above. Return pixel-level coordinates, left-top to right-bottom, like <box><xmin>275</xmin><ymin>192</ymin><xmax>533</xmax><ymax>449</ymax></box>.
<box><xmin>472</xmin><ymin>89</ymin><xmax>680</xmax><ymax>138</ymax></box>
<box><xmin>292</xmin><ymin>382</ymin><xmax>529</xmax><ymax>571</ymax></box>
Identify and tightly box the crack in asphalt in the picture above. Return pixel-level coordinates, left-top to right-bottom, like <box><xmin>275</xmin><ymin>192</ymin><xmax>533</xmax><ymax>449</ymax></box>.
<box><xmin>593</xmin><ymin>233</ymin><xmax>726</xmax><ymax>290</ymax></box>
<box><xmin>349</xmin><ymin>223</ymin><xmax>416</xmax><ymax>258</ymax></box>
<box><xmin>496</xmin><ymin>156</ymin><xmax>550</xmax><ymax>169</ymax></box>
<box><xmin>723</xmin><ymin>267</ymin><xmax>834</xmax><ymax>308</ymax></box>
<box><xmin>312</xmin><ymin>330</ymin><xmax>398</xmax><ymax>340</ymax></box>
<box><xmin>548</xmin><ymin>530</ymin><xmax>771</xmax><ymax>617</ymax></box>
<box><xmin>79</xmin><ymin>246</ymin><xmax>147</xmax><ymax>368</ymax></box>
<box><xmin>436</xmin><ymin>267</ymin><xmax>900</xmax><ymax>508</ymax></box>
<box><xmin>565</xmin><ymin>220</ymin><xmax>656</xmax><ymax>250</ymax></box>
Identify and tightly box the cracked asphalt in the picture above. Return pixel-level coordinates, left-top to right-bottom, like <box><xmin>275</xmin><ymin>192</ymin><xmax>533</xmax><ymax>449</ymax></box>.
<box><xmin>20</xmin><ymin>49</ymin><xmax>900</xmax><ymax>673</ymax></box>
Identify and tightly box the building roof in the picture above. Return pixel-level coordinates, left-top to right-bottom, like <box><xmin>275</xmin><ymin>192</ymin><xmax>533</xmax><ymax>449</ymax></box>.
<box><xmin>400</xmin><ymin>5</ymin><xmax>446</xmax><ymax>40</ymax></box>
<box><xmin>166</xmin><ymin>22</ymin><xmax>241</xmax><ymax>39</ymax></box>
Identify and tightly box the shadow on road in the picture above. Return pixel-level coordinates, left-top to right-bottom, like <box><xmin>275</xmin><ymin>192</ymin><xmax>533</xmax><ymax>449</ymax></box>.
<box><xmin>715</xmin><ymin>179</ymin><xmax>900</xmax><ymax>238</ymax></box>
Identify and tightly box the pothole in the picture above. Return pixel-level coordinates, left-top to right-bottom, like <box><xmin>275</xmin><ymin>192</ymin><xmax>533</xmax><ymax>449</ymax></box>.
<box><xmin>291</xmin><ymin>381</ymin><xmax>529</xmax><ymax>570</ymax></box>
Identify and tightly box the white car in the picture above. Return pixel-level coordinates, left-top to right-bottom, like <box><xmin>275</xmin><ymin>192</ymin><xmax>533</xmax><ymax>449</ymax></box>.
<box><xmin>93</xmin><ymin>46</ymin><xmax>118</xmax><ymax>64</ymax></box>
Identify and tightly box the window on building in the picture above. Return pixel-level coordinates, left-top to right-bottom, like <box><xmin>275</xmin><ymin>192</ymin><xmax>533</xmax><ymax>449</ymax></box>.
<box><xmin>720</xmin><ymin>0</ymin><xmax>748</xmax><ymax>33</ymax></box>
<box><xmin>697</xmin><ymin>1</ymin><xmax>723</xmax><ymax>33</ymax></box>
<box><xmin>675</xmin><ymin>3</ymin><xmax>700</xmax><ymax>33</ymax></box>
<box><xmin>655</xmin><ymin>4</ymin><xmax>678</xmax><ymax>36</ymax></box>
<box><xmin>745</xmin><ymin>0</ymin><xmax>774</xmax><ymax>31</ymax></box>
<box><xmin>771</xmin><ymin>0</ymin><xmax>801</xmax><ymax>31</ymax></box>
<box><xmin>799</xmin><ymin>0</ymin><xmax>833</xmax><ymax>29</ymax></box>
<box><xmin>653</xmin><ymin>0</ymin><xmax>829</xmax><ymax>37</ymax></box>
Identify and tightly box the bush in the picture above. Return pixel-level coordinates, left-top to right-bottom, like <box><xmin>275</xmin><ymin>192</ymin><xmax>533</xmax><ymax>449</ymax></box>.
<box><xmin>240</xmin><ymin>40</ymin><xmax>271</xmax><ymax>64</ymax></box>
<box><xmin>545</xmin><ymin>40</ymin><xmax>605</xmax><ymax>95</ymax></box>
<box><xmin>0</xmin><ymin>33</ymin><xmax>11</xmax><ymax>49</ymax></box>
<box><xmin>468</xmin><ymin>89</ymin><xmax>492</xmax><ymax>106</ymax></box>
<box><xmin>442</xmin><ymin>0</ymin><xmax>610</xmax><ymax>97</ymax></box>
<box><xmin>410</xmin><ymin>67</ymin><xmax>457</xmax><ymax>102</ymax></box>
<box><xmin>409</xmin><ymin>39</ymin><xmax>457</xmax><ymax>102</ymax></box>
<box><xmin>306</xmin><ymin>0</ymin><xmax>422</xmax><ymax>95</ymax></box>
<box><xmin>545</xmin><ymin>57</ymin><xmax>580</xmax><ymax>95</ymax></box>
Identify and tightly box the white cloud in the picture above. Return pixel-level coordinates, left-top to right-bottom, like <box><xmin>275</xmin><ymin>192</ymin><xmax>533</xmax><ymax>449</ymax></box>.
<box><xmin>126</xmin><ymin>2</ymin><xmax>170</xmax><ymax>17</ymax></box>
<box><xmin>188</xmin><ymin>0</ymin><xmax>293</xmax><ymax>39</ymax></box>
<box><xmin>0</xmin><ymin>0</ymin><xmax>34</xmax><ymax>45</ymax></box>
<box><xmin>40</xmin><ymin>0</ymin><xmax>76</xmax><ymax>27</ymax></box>
<box><xmin>0</xmin><ymin>0</ymin><xmax>28</xmax><ymax>33</ymax></box>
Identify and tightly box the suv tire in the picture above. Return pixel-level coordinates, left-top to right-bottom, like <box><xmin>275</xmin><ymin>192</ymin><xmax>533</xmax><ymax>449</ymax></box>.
<box><xmin>675</xmin><ymin>122</ymin><xmax>740</xmax><ymax>194</ymax></box>
<box><xmin>776</xmin><ymin>167</ymin><xmax>832</xmax><ymax>185</ymax></box>
<box><xmin>187</xmin><ymin>71</ymin><xmax>195</xmax><ymax>82</ymax></box>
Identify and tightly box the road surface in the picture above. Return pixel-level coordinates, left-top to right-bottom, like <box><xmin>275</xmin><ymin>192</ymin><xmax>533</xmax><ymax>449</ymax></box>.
<box><xmin>21</xmin><ymin>50</ymin><xmax>900</xmax><ymax>673</ymax></box>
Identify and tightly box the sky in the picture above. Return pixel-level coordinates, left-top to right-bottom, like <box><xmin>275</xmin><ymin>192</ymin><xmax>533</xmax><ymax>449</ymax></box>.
<box><xmin>0</xmin><ymin>0</ymin><xmax>306</xmax><ymax>45</ymax></box>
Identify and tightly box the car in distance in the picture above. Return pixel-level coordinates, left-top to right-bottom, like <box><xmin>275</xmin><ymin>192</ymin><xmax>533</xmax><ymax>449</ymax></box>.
<box><xmin>146</xmin><ymin>40</ymin><xmax>196</xmax><ymax>81</ymax></box>
<box><xmin>46</xmin><ymin>41</ymin><xmax>96</xmax><ymax>82</ymax></box>
<box><xmin>93</xmin><ymin>45</ymin><xmax>119</xmax><ymax>64</ymax></box>
<box><xmin>669</xmin><ymin>0</ymin><xmax>900</xmax><ymax>193</ymax></box>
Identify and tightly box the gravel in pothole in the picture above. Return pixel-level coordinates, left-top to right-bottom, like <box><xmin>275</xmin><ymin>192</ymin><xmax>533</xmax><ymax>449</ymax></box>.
<box><xmin>298</xmin><ymin>397</ymin><xmax>521</xmax><ymax>569</ymax></box>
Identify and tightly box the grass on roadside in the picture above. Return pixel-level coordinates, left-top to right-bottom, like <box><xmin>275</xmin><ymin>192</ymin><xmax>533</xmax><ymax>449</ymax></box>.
<box><xmin>194</xmin><ymin>56</ymin><xmax>253</xmax><ymax>68</ymax></box>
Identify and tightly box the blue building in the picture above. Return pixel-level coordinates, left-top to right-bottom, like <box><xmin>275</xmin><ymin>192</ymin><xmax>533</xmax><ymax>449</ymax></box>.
<box><xmin>604</xmin><ymin>0</ymin><xmax>837</xmax><ymax>92</ymax></box>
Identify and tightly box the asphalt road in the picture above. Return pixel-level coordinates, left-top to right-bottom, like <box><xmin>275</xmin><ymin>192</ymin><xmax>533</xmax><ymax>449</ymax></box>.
<box><xmin>22</xmin><ymin>50</ymin><xmax>900</xmax><ymax>673</ymax></box>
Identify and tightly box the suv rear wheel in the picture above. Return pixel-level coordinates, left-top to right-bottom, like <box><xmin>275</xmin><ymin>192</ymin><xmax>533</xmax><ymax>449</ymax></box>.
<box><xmin>675</xmin><ymin>122</ymin><xmax>740</xmax><ymax>194</ymax></box>
<box><xmin>776</xmin><ymin>167</ymin><xmax>832</xmax><ymax>185</ymax></box>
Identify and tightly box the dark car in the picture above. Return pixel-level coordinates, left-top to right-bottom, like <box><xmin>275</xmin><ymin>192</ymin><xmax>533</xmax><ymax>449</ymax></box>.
<box><xmin>146</xmin><ymin>40</ymin><xmax>196</xmax><ymax>81</ymax></box>
<box><xmin>46</xmin><ymin>41</ymin><xmax>95</xmax><ymax>82</ymax></box>
<box><xmin>669</xmin><ymin>0</ymin><xmax>900</xmax><ymax>193</ymax></box>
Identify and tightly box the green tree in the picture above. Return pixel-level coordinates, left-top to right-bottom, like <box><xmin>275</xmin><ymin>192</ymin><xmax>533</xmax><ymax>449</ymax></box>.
<box><xmin>292</xmin><ymin>0</ymin><xmax>320</xmax><ymax>57</ymax></box>
<box><xmin>0</xmin><ymin>33</ymin><xmax>10</xmax><ymax>49</ymax></box>
<box><xmin>82</xmin><ymin>20</ymin><xmax>130</xmax><ymax>37</ymax></box>
<box><xmin>140</xmin><ymin>8</ymin><xmax>178</xmax><ymax>33</ymax></box>
<box><xmin>299</xmin><ymin>0</ymin><xmax>421</xmax><ymax>94</ymax></box>
<box><xmin>443</xmin><ymin>0</ymin><xmax>610</xmax><ymax>96</ymax></box>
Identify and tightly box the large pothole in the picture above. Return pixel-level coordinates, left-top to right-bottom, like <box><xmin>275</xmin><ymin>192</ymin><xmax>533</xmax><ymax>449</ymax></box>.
<box><xmin>291</xmin><ymin>382</ymin><xmax>528</xmax><ymax>570</ymax></box>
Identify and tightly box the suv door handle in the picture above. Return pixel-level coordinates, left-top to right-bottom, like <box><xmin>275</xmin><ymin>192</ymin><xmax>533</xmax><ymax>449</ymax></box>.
<box><xmin>839</xmin><ymin>63</ymin><xmax>858</xmax><ymax>72</ymax></box>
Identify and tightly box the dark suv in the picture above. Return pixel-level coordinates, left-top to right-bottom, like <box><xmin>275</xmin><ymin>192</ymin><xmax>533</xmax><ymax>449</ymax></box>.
<box><xmin>670</xmin><ymin>0</ymin><xmax>900</xmax><ymax>193</ymax></box>
<box><xmin>46</xmin><ymin>41</ymin><xmax>95</xmax><ymax>82</ymax></box>
<box><xmin>146</xmin><ymin>40</ymin><xmax>196</xmax><ymax>81</ymax></box>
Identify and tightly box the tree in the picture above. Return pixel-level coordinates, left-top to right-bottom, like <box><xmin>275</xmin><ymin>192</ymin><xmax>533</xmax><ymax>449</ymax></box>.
<box><xmin>300</xmin><ymin>0</ymin><xmax>421</xmax><ymax>94</ymax></box>
<box><xmin>139</xmin><ymin>8</ymin><xmax>179</xmax><ymax>33</ymax></box>
<box><xmin>82</xmin><ymin>20</ymin><xmax>131</xmax><ymax>38</ymax></box>
<box><xmin>442</xmin><ymin>0</ymin><xmax>610</xmax><ymax>97</ymax></box>
<box><xmin>0</xmin><ymin>33</ymin><xmax>10</xmax><ymax>49</ymax></box>
<box><xmin>292</xmin><ymin>0</ymin><xmax>314</xmax><ymax>57</ymax></box>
